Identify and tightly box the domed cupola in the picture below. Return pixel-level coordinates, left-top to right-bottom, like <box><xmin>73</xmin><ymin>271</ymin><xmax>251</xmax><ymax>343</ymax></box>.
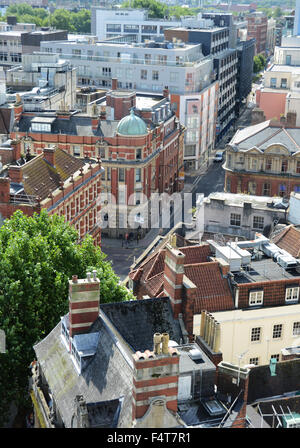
<box><xmin>117</xmin><ymin>109</ymin><xmax>148</xmax><ymax>136</ymax></box>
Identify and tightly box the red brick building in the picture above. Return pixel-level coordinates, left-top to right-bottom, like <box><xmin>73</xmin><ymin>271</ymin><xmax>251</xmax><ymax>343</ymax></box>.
<box><xmin>128</xmin><ymin>231</ymin><xmax>300</xmax><ymax>367</ymax></box>
<box><xmin>10</xmin><ymin>81</ymin><xmax>185</xmax><ymax>238</ymax></box>
<box><xmin>0</xmin><ymin>142</ymin><xmax>103</xmax><ymax>245</ymax></box>
<box><xmin>128</xmin><ymin>234</ymin><xmax>234</xmax><ymax>339</ymax></box>
<box><xmin>247</xmin><ymin>12</ymin><xmax>268</xmax><ymax>55</ymax></box>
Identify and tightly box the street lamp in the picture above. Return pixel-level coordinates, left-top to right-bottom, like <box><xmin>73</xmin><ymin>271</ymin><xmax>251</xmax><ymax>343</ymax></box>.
<box><xmin>236</xmin><ymin>349</ymin><xmax>249</xmax><ymax>386</ymax></box>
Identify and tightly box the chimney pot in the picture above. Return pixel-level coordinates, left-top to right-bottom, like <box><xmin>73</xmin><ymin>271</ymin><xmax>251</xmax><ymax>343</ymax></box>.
<box><xmin>86</xmin><ymin>272</ymin><xmax>91</xmax><ymax>281</ymax></box>
<box><xmin>72</xmin><ymin>275</ymin><xmax>78</xmax><ymax>283</ymax></box>
<box><xmin>92</xmin><ymin>270</ymin><xmax>97</xmax><ymax>281</ymax></box>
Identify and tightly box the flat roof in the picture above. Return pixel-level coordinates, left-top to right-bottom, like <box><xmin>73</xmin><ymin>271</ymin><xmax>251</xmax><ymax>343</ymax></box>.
<box><xmin>233</xmin><ymin>257</ymin><xmax>300</xmax><ymax>284</ymax></box>
<box><xmin>212</xmin><ymin>302</ymin><xmax>300</xmax><ymax>322</ymax></box>
<box><xmin>205</xmin><ymin>192</ymin><xmax>287</xmax><ymax>211</ymax></box>
<box><xmin>136</xmin><ymin>95</ymin><xmax>164</xmax><ymax>109</ymax></box>
<box><xmin>31</xmin><ymin>116</ymin><xmax>56</xmax><ymax>124</ymax></box>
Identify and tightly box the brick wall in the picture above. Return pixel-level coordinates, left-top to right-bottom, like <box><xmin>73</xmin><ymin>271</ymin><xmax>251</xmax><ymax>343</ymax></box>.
<box><xmin>237</xmin><ymin>278</ymin><xmax>300</xmax><ymax>309</ymax></box>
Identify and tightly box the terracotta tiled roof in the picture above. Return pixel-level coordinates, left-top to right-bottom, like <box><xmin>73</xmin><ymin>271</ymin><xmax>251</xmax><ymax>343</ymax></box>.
<box><xmin>146</xmin><ymin>272</ymin><xmax>164</xmax><ymax>297</ymax></box>
<box><xmin>179</xmin><ymin>244</ymin><xmax>211</xmax><ymax>264</ymax></box>
<box><xmin>129</xmin><ymin>242</ymin><xmax>223</xmax><ymax>306</ymax></box>
<box><xmin>184</xmin><ymin>262</ymin><xmax>234</xmax><ymax>313</ymax></box>
<box><xmin>21</xmin><ymin>148</ymin><xmax>85</xmax><ymax>200</ymax></box>
<box><xmin>272</xmin><ymin>225</ymin><xmax>300</xmax><ymax>258</ymax></box>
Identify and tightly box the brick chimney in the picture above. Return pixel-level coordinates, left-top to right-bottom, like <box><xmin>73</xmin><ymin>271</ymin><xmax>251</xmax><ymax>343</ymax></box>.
<box><xmin>163</xmin><ymin>86</ymin><xmax>170</xmax><ymax>98</ymax></box>
<box><xmin>111</xmin><ymin>78</ymin><xmax>118</xmax><ymax>91</ymax></box>
<box><xmin>216</xmin><ymin>361</ymin><xmax>250</xmax><ymax>428</ymax></box>
<box><xmin>8</xmin><ymin>165</ymin><xmax>23</xmax><ymax>184</ymax></box>
<box><xmin>10</xmin><ymin>139</ymin><xmax>21</xmax><ymax>162</ymax></box>
<box><xmin>163</xmin><ymin>241</ymin><xmax>185</xmax><ymax>318</ymax></box>
<box><xmin>0</xmin><ymin>177</ymin><xmax>11</xmax><ymax>204</ymax></box>
<box><xmin>287</xmin><ymin>111</ymin><xmax>297</xmax><ymax>126</ymax></box>
<box><xmin>132</xmin><ymin>332</ymin><xmax>180</xmax><ymax>423</ymax></box>
<box><xmin>43</xmin><ymin>147</ymin><xmax>55</xmax><ymax>166</ymax></box>
<box><xmin>68</xmin><ymin>271</ymin><xmax>100</xmax><ymax>339</ymax></box>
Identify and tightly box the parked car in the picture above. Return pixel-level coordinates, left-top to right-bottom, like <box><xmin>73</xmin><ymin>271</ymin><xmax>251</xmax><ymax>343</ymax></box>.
<box><xmin>214</xmin><ymin>151</ymin><xmax>224</xmax><ymax>162</ymax></box>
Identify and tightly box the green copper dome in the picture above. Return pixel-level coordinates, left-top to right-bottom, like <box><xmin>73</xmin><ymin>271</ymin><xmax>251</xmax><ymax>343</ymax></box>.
<box><xmin>117</xmin><ymin>109</ymin><xmax>148</xmax><ymax>136</ymax></box>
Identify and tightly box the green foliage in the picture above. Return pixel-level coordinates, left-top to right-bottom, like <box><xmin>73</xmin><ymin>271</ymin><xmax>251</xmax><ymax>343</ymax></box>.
<box><xmin>0</xmin><ymin>210</ymin><xmax>133</xmax><ymax>426</ymax></box>
<box><xmin>4</xmin><ymin>3</ymin><xmax>91</xmax><ymax>33</ymax></box>
<box><xmin>253</xmin><ymin>54</ymin><xmax>266</xmax><ymax>74</ymax></box>
<box><xmin>121</xmin><ymin>0</ymin><xmax>197</xmax><ymax>19</ymax></box>
<box><xmin>273</xmin><ymin>7</ymin><xmax>283</xmax><ymax>18</ymax></box>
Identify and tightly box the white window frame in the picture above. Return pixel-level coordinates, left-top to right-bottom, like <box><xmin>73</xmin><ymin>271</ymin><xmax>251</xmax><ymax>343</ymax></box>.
<box><xmin>249</xmin><ymin>357</ymin><xmax>259</xmax><ymax>366</ymax></box>
<box><xmin>230</xmin><ymin>213</ymin><xmax>241</xmax><ymax>227</ymax></box>
<box><xmin>253</xmin><ymin>216</ymin><xmax>264</xmax><ymax>230</ymax></box>
<box><xmin>272</xmin><ymin>324</ymin><xmax>283</xmax><ymax>339</ymax></box>
<box><xmin>251</xmin><ymin>327</ymin><xmax>261</xmax><ymax>342</ymax></box>
<box><xmin>293</xmin><ymin>321</ymin><xmax>300</xmax><ymax>336</ymax></box>
<box><xmin>249</xmin><ymin>290</ymin><xmax>264</xmax><ymax>306</ymax></box>
<box><xmin>285</xmin><ymin>287</ymin><xmax>299</xmax><ymax>302</ymax></box>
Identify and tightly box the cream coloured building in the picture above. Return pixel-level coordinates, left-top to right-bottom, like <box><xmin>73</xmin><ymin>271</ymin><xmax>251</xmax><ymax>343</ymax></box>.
<box><xmin>195</xmin><ymin>304</ymin><xmax>300</xmax><ymax>367</ymax></box>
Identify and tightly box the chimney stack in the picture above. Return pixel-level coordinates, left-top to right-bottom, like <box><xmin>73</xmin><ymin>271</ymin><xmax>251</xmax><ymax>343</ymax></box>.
<box><xmin>11</xmin><ymin>139</ymin><xmax>21</xmax><ymax>162</ymax></box>
<box><xmin>8</xmin><ymin>165</ymin><xmax>23</xmax><ymax>184</ymax></box>
<box><xmin>216</xmin><ymin>361</ymin><xmax>250</xmax><ymax>428</ymax></box>
<box><xmin>68</xmin><ymin>271</ymin><xmax>100</xmax><ymax>339</ymax></box>
<box><xmin>43</xmin><ymin>147</ymin><xmax>55</xmax><ymax>166</ymax></box>
<box><xmin>163</xmin><ymin>86</ymin><xmax>170</xmax><ymax>98</ymax></box>
<box><xmin>132</xmin><ymin>332</ymin><xmax>180</xmax><ymax>424</ymax></box>
<box><xmin>111</xmin><ymin>78</ymin><xmax>118</xmax><ymax>91</ymax></box>
<box><xmin>0</xmin><ymin>177</ymin><xmax>11</xmax><ymax>203</ymax></box>
<box><xmin>163</xmin><ymin>242</ymin><xmax>185</xmax><ymax>317</ymax></box>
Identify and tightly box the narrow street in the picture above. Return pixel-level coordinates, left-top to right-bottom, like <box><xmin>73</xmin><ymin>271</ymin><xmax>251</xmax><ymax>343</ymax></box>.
<box><xmin>101</xmin><ymin>102</ymin><xmax>255</xmax><ymax>280</ymax></box>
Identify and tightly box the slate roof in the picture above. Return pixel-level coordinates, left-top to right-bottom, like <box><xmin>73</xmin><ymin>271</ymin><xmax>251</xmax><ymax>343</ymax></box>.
<box><xmin>0</xmin><ymin>107</ymin><xmax>13</xmax><ymax>134</ymax></box>
<box><xmin>101</xmin><ymin>297</ymin><xmax>183</xmax><ymax>352</ymax></box>
<box><xmin>21</xmin><ymin>148</ymin><xmax>85</xmax><ymax>200</ymax></box>
<box><xmin>33</xmin><ymin>297</ymin><xmax>183</xmax><ymax>427</ymax></box>
<box><xmin>33</xmin><ymin>316</ymin><xmax>133</xmax><ymax>428</ymax></box>
<box><xmin>229</xmin><ymin>121</ymin><xmax>300</xmax><ymax>154</ymax></box>
<box><xmin>272</xmin><ymin>225</ymin><xmax>300</xmax><ymax>258</ymax></box>
<box><xmin>16</xmin><ymin>114</ymin><xmax>119</xmax><ymax>138</ymax></box>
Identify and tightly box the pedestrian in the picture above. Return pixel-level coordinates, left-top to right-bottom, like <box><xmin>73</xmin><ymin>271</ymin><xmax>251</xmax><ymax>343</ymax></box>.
<box><xmin>125</xmin><ymin>233</ymin><xmax>129</xmax><ymax>248</ymax></box>
<box><xmin>137</xmin><ymin>233</ymin><xmax>140</xmax><ymax>245</ymax></box>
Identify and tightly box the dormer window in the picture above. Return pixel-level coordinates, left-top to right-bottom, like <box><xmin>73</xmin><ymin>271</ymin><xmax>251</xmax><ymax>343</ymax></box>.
<box><xmin>70</xmin><ymin>332</ymin><xmax>100</xmax><ymax>375</ymax></box>
<box><xmin>31</xmin><ymin>117</ymin><xmax>56</xmax><ymax>133</ymax></box>
<box><xmin>249</xmin><ymin>290</ymin><xmax>263</xmax><ymax>306</ymax></box>
<box><xmin>285</xmin><ymin>286</ymin><xmax>299</xmax><ymax>303</ymax></box>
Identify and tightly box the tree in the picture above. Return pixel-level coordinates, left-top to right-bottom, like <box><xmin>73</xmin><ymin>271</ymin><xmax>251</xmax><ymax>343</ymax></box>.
<box><xmin>70</xmin><ymin>9</ymin><xmax>91</xmax><ymax>34</ymax></box>
<box><xmin>49</xmin><ymin>9</ymin><xmax>75</xmax><ymax>32</ymax></box>
<box><xmin>0</xmin><ymin>210</ymin><xmax>133</xmax><ymax>426</ymax></box>
<box><xmin>253</xmin><ymin>54</ymin><xmax>266</xmax><ymax>73</ymax></box>
<box><xmin>273</xmin><ymin>7</ymin><xmax>283</xmax><ymax>18</ymax></box>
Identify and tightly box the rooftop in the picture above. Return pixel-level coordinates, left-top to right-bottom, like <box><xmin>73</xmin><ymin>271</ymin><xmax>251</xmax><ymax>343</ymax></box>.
<box><xmin>272</xmin><ymin>225</ymin><xmax>300</xmax><ymax>258</ymax></box>
<box><xmin>204</xmin><ymin>192</ymin><xmax>288</xmax><ymax>211</ymax></box>
<box><xmin>233</xmin><ymin>256</ymin><xmax>300</xmax><ymax>284</ymax></box>
<box><xmin>229</xmin><ymin>120</ymin><xmax>300</xmax><ymax>153</ymax></box>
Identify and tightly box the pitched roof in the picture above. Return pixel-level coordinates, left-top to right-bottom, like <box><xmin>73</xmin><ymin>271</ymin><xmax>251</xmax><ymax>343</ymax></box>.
<box><xmin>101</xmin><ymin>297</ymin><xmax>183</xmax><ymax>352</ymax></box>
<box><xmin>128</xmin><ymin>242</ymin><xmax>234</xmax><ymax>313</ymax></box>
<box><xmin>184</xmin><ymin>262</ymin><xmax>234</xmax><ymax>313</ymax></box>
<box><xmin>16</xmin><ymin>114</ymin><xmax>119</xmax><ymax>138</ymax></box>
<box><xmin>33</xmin><ymin>296</ymin><xmax>184</xmax><ymax>427</ymax></box>
<box><xmin>230</xmin><ymin>120</ymin><xmax>300</xmax><ymax>154</ymax></box>
<box><xmin>0</xmin><ymin>107</ymin><xmax>13</xmax><ymax>134</ymax></box>
<box><xmin>21</xmin><ymin>148</ymin><xmax>85</xmax><ymax>200</ymax></box>
<box><xmin>33</xmin><ymin>317</ymin><xmax>133</xmax><ymax>428</ymax></box>
<box><xmin>272</xmin><ymin>225</ymin><xmax>300</xmax><ymax>258</ymax></box>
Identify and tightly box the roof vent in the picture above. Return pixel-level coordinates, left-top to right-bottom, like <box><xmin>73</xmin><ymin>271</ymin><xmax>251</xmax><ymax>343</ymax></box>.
<box><xmin>189</xmin><ymin>348</ymin><xmax>203</xmax><ymax>364</ymax></box>
<box><xmin>202</xmin><ymin>399</ymin><xmax>226</xmax><ymax>416</ymax></box>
